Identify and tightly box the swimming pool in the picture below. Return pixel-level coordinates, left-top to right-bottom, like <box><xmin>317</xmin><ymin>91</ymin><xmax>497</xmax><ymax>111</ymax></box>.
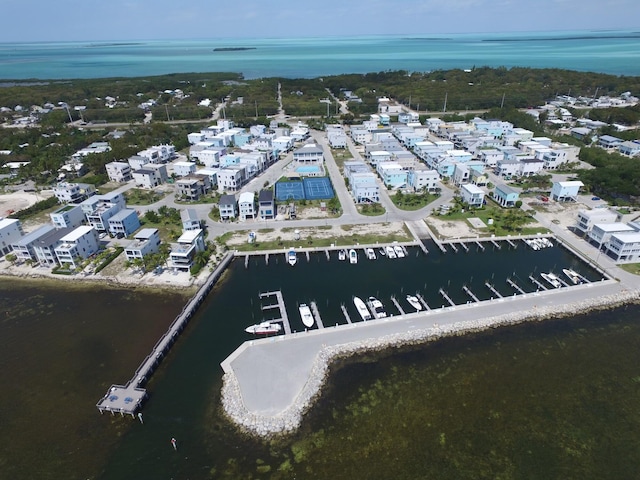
<box><xmin>296</xmin><ymin>165</ymin><xmax>322</xmax><ymax>174</ymax></box>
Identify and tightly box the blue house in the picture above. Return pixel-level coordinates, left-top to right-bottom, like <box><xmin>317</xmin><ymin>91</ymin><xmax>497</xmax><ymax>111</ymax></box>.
<box><xmin>494</xmin><ymin>184</ymin><xmax>520</xmax><ymax>207</ymax></box>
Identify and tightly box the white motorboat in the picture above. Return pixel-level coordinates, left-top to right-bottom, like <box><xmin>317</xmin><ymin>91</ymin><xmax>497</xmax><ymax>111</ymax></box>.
<box><xmin>245</xmin><ymin>321</ymin><xmax>282</xmax><ymax>335</ymax></box>
<box><xmin>366</xmin><ymin>248</ymin><xmax>376</xmax><ymax>260</ymax></box>
<box><xmin>406</xmin><ymin>295</ymin><xmax>423</xmax><ymax>311</ymax></box>
<box><xmin>386</xmin><ymin>246</ymin><xmax>397</xmax><ymax>258</ymax></box>
<box><xmin>562</xmin><ymin>268</ymin><xmax>581</xmax><ymax>285</ymax></box>
<box><xmin>298</xmin><ymin>304</ymin><xmax>315</xmax><ymax>328</ymax></box>
<box><xmin>541</xmin><ymin>272</ymin><xmax>562</xmax><ymax>288</ymax></box>
<box><xmin>394</xmin><ymin>245</ymin><xmax>405</xmax><ymax>258</ymax></box>
<box><xmin>354</xmin><ymin>296</ymin><xmax>372</xmax><ymax>321</ymax></box>
<box><xmin>287</xmin><ymin>249</ymin><xmax>297</xmax><ymax>266</ymax></box>
<box><xmin>338</xmin><ymin>249</ymin><xmax>347</xmax><ymax>261</ymax></box>
<box><xmin>542</xmin><ymin>238</ymin><xmax>553</xmax><ymax>247</ymax></box>
<box><xmin>349</xmin><ymin>249</ymin><xmax>358</xmax><ymax>264</ymax></box>
<box><xmin>368</xmin><ymin>296</ymin><xmax>387</xmax><ymax>318</ymax></box>
<box><xmin>379</xmin><ymin>248</ymin><xmax>386</xmax><ymax>256</ymax></box>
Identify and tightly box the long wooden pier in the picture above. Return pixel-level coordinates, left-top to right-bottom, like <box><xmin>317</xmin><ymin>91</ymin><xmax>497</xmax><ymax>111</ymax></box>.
<box><xmin>507</xmin><ymin>277</ymin><xmax>526</xmax><ymax>294</ymax></box>
<box><xmin>416</xmin><ymin>293</ymin><xmax>430</xmax><ymax>310</ymax></box>
<box><xmin>310</xmin><ymin>301</ymin><xmax>324</xmax><ymax>329</ymax></box>
<box><xmin>529</xmin><ymin>275</ymin><xmax>548</xmax><ymax>291</ymax></box>
<box><xmin>439</xmin><ymin>288</ymin><xmax>455</xmax><ymax>307</ymax></box>
<box><xmin>462</xmin><ymin>285</ymin><xmax>480</xmax><ymax>303</ymax></box>
<box><xmin>97</xmin><ymin>252</ymin><xmax>234</xmax><ymax>416</ymax></box>
<box><xmin>260</xmin><ymin>290</ymin><xmax>291</xmax><ymax>334</ymax></box>
<box><xmin>390</xmin><ymin>296</ymin><xmax>405</xmax><ymax>315</ymax></box>
<box><xmin>485</xmin><ymin>282</ymin><xmax>503</xmax><ymax>298</ymax></box>
<box><xmin>340</xmin><ymin>304</ymin><xmax>352</xmax><ymax>324</ymax></box>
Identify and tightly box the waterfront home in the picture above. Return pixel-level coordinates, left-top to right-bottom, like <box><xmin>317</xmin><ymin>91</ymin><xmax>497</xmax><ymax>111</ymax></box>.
<box><xmin>551</xmin><ymin>181</ymin><xmax>584</xmax><ymax>202</ymax></box>
<box><xmin>33</xmin><ymin>227</ymin><xmax>72</xmax><ymax>267</ymax></box>
<box><xmin>124</xmin><ymin>228</ymin><xmax>161</xmax><ymax>261</ymax></box>
<box><xmin>217</xmin><ymin>166</ymin><xmax>246</xmax><ymax>192</ymax></box>
<box><xmin>107</xmin><ymin>208</ymin><xmax>140</xmax><ymax>238</ymax></box>
<box><xmin>181</xmin><ymin>209</ymin><xmax>202</xmax><ymax>231</ymax></box>
<box><xmin>588</xmin><ymin>223</ymin><xmax>637</xmax><ymax>250</ymax></box>
<box><xmin>176</xmin><ymin>174</ymin><xmax>212</xmax><ymax>201</ymax></box>
<box><xmin>494</xmin><ymin>184</ymin><xmax>520</xmax><ymax>208</ymax></box>
<box><xmin>575</xmin><ymin>209</ymin><xmax>621</xmax><ymax>236</ymax></box>
<box><xmin>11</xmin><ymin>225</ymin><xmax>55</xmax><ymax>262</ymax></box>
<box><xmin>168</xmin><ymin>229</ymin><xmax>205</xmax><ymax>271</ymax></box>
<box><xmin>137</xmin><ymin>144</ymin><xmax>175</xmax><ymax>163</ymax></box>
<box><xmin>598</xmin><ymin>135</ymin><xmax>623</xmax><ymax>150</ymax></box>
<box><xmin>409</xmin><ymin>168</ymin><xmax>440</xmax><ymax>192</ymax></box>
<box><xmin>54</xmin><ymin>225</ymin><xmax>100</xmax><ymax>269</ymax></box>
<box><xmin>238</xmin><ymin>192</ymin><xmax>256</xmax><ymax>221</ymax></box>
<box><xmin>105</xmin><ymin>161</ymin><xmax>132</xmax><ymax>183</ymax></box>
<box><xmin>344</xmin><ymin>161</ymin><xmax>380</xmax><ymax>203</ymax></box>
<box><xmin>50</xmin><ymin>204</ymin><xmax>85</xmax><ymax>229</ymax></box>
<box><xmin>605</xmin><ymin>232</ymin><xmax>640</xmax><ymax>263</ymax></box>
<box><xmin>53</xmin><ymin>182</ymin><xmax>96</xmax><ymax>204</ymax></box>
<box><xmin>460</xmin><ymin>183</ymin><xmax>485</xmax><ymax>207</ymax></box>
<box><xmin>258</xmin><ymin>189</ymin><xmax>275</xmax><ymax>219</ymax></box>
<box><xmin>0</xmin><ymin>218</ymin><xmax>23</xmax><ymax>255</ymax></box>
<box><xmin>219</xmin><ymin>194</ymin><xmax>238</xmax><ymax>220</ymax></box>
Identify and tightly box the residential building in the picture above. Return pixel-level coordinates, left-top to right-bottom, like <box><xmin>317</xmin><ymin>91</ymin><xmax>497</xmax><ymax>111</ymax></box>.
<box><xmin>217</xmin><ymin>166</ymin><xmax>246</xmax><ymax>192</ymax></box>
<box><xmin>327</xmin><ymin>126</ymin><xmax>347</xmax><ymax>148</ymax></box>
<box><xmin>173</xmin><ymin>161</ymin><xmax>197</xmax><ymax>177</ymax></box>
<box><xmin>494</xmin><ymin>184</ymin><xmax>520</xmax><ymax>207</ymax></box>
<box><xmin>137</xmin><ymin>145</ymin><xmax>175</xmax><ymax>163</ymax></box>
<box><xmin>273</xmin><ymin>136</ymin><xmax>295</xmax><ymax>152</ymax></box>
<box><xmin>107</xmin><ymin>209</ymin><xmax>140</xmax><ymax>237</ymax></box>
<box><xmin>576</xmin><ymin>209</ymin><xmax>621</xmax><ymax>235</ymax></box>
<box><xmin>132</xmin><ymin>164</ymin><xmax>168</xmax><ymax>189</ymax></box>
<box><xmin>219</xmin><ymin>194</ymin><xmax>237</xmax><ymax>220</ymax></box>
<box><xmin>0</xmin><ymin>218</ymin><xmax>23</xmax><ymax>255</ymax></box>
<box><xmin>11</xmin><ymin>225</ymin><xmax>55</xmax><ymax>261</ymax></box>
<box><xmin>180</xmin><ymin>209</ymin><xmax>201</xmax><ymax>231</ymax></box>
<box><xmin>124</xmin><ymin>228</ymin><xmax>161</xmax><ymax>261</ymax></box>
<box><xmin>606</xmin><ymin>232</ymin><xmax>640</xmax><ymax>262</ymax></box>
<box><xmin>53</xmin><ymin>182</ymin><xmax>96</xmax><ymax>204</ymax></box>
<box><xmin>128</xmin><ymin>155</ymin><xmax>150</xmax><ymax>170</ymax></box>
<box><xmin>258</xmin><ymin>190</ymin><xmax>275</xmax><ymax>219</ymax></box>
<box><xmin>168</xmin><ymin>229</ymin><xmax>205</xmax><ymax>272</ymax></box>
<box><xmin>598</xmin><ymin>135</ymin><xmax>623</xmax><ymax>149</ymax></box>
<box><xmin>105</xmin><ymin>161</ymin><xmax>132</xmax><ymax>183</ymax></box>
<box><xmin>588</xmin><ymin>223</ymin><xmax>637</xmax><ymax>249</ymax></box>
<box><xmin>50</xmin><ymin>204</ymin><xmax>85</xmax><ymax>229</ymax></box>
<box><xmin>176</xmin><ymin>174</ymin><xmax>212</xmax><ymax>201</ymax></box>
<box><xmin>460</xmin><ymin>183</ymin><xmax>485</xmax><ymax>207</ymax></box>
<box><xmin>551</xmin><ymin>181</ymin><xmax>584</xmax><ymax>202</ymax></box>
<box><xmin>71</xmin><ymin>142</ymin><xmax>111</xmax><ymax>161</ymax></box>
<box><xmin>377</xmin><ymin>162</ymin><xmax>408</xmax><ymax>188</ymax></box>
<box><xmin>33</xmin><ymin>227</ymin><xmax>72</xmax><ymax>267</ymax></box>
<box><xmin>238</xmin><ymin>191</ymin><xmax>256</xmax><ymax>221</ymax></box>
<box><xmin>618</xmin><ymin>140</ymin><xmax>640</xmax><ymax>157</ymax></box>
<box><xmin>408</xmin><ymin>168</ymin><xmax>440</xmax><ymax>192</ymax></box>
<box><xmin>81</xmin><ymin>198</ymin><xmax>122</xmax><ymax>232</ymax></box>
<box><xmin>293</xmin><ymin>143</ymin><xmax>324</xmax><ymax>163</ymax></box>
<box><xmin>54</xmin><ymin>226</ymin><xmax>100</xmax><ymax>269</ymax></box>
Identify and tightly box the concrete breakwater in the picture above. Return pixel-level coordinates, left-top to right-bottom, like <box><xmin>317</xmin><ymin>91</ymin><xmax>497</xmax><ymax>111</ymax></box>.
<box><xmin>220</xmin><ymin>287</ymin><xmax>640</xmax><ymax>438</ymax></box>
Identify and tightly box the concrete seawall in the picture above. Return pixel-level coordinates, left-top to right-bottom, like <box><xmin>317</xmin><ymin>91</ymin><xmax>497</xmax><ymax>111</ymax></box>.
<box><xmin>220</xmin><ymin>282</ymin><xmax>639</xmax><ymax>437</ymax></box>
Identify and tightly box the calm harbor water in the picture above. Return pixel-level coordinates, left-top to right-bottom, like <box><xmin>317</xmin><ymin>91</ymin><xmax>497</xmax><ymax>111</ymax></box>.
<box><xmin>1</xmin><ymin>30</ymin><xmax>640</xmax><ymax>80</ymax></box>
<box><xmin>3</xmin><ymin>242</ymin><xmax>639</xmax><ymax>479</ymax></box>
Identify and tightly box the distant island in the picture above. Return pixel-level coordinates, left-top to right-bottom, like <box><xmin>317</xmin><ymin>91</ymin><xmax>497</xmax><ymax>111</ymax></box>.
<box><xmin>213</xmin><ymin>47</ymin><xmax>256</xmax><ymax>52</ymax></box>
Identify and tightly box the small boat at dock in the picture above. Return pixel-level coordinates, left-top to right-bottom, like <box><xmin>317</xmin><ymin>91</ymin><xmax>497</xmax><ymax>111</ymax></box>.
<box><xmin>349</xmin><ymin>249</ymin><xmax>358</xmax><ymax>264</ymax></box>
<box><xmin>368</xmin><ymin>296</ymin><xmax>387</xmax><ymax>318</ymax></box>
<box><xmin>562</xmin><ymin>268</ymin><xmax>582</xmax><ymax>284</ymax></box>
<box><xmin>406</xmin><ymin>295</ymin><xmax>422</xmax><ymax>311</ymax></box>
<box><xmin>394</xmin><ymin>245</ymin><xmax>405</xmax><ymax>258</ymax></box>
<box><xmin>378</xmin><ymin>248</ymin><xmax>386</xmax><ymax>256</ymax></box>
<box><xmin>338</xmin><ymin>249</ymin><xmax>346</xmax><ymax>261</ymax></box>
<box><xmin>287</xmin><ymin>249</ymin><xmax>297</xmax><ymax>266</ymax></box>
<box><xmin>298</xmin><ymin>304</ymin><xmax>315</xmax><ymax>328</ymax></box>
<box><xmin>354</xmin><ymin>296</ymin><xmax>372</xmax><ymax>321</ymax></box>
<box><xmin>386</xmin><ymin>246</ymin><xmax>396</xmax><ymax>258</ymax></box>
<box><xmin>366</xmin><ymin>248</ymin><xmax>376</xmax><ymax>260</ymax></box>
<box><xmin>541</xmin><ymin>272</ymin><xmax>562</xmax><ymax>288</ymax></box>
<box><xmin>245</xmin><ymin>321</ymin><xmax>282</xmax><ymax>335</ymax></box>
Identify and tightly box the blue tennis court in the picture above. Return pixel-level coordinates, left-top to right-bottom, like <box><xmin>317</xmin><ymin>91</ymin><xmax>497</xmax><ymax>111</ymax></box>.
<box><xmin>275</xmin><ymin>181</ymin><xmax>305</xmax><ymax>201</ymax></box>
<box><xmin>303</xmin><ymin>177</ymin><xmax>334</xmax><ymax>200</ymax></box>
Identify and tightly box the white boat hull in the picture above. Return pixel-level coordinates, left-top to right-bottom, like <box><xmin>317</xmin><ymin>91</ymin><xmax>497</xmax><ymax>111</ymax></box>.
<box><xmin>354</xmin><ymin>296</ymin><xmax>372</xmax><ymax>321</ymax></box>
<box><xmin>299</xmin><ymin>304</ymin><xmax>315</xmax><ymax>328</ymax></box>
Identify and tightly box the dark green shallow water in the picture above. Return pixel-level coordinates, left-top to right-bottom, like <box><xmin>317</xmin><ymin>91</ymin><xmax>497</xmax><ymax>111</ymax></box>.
<box><xmin>2</xmin><ymin>243</ymin><xmax>638</xmax><ymax>479</ymax></box>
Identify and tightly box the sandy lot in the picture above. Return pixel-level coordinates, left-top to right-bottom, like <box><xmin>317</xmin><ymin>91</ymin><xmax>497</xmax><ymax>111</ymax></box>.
<box><xmin>0</xmin><ymin>191</ymin><xmax>48</xmax><ymax>217</ymax></box>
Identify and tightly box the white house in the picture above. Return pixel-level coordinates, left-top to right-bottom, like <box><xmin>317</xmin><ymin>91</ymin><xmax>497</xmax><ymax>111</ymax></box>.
<box><xmin>11</xmin><ymin>225</ymin><xmax>55</xmax><ymax>262</ymax></box>
<box><xmin>238</xmin><ymin>191</ymin><xmax>256</xmax><ymax>221</ymax></box>
<box><xmin>180</xmin><ymin>209</ymin><xmax>201</xmax><ymax>231</ymax></box>
<box><xmin>137</xmin><ymin>145</ymin><xmax>175</xmax><ymax>163</ymax></box>
<box><xmin>409</xmin><ymin>168</ymin><xmax>440</xmax><ymax>192</ymax></box>
<box><xmin>54</xmin><ymin>226</ymin><xmax>100</xmax><ymax>269</ymax></box>
<box><xmin>50</xmin><ymin>204</ymin><xmax>85</xmax><ymax>229</ymax></box>
<box><xmin>618</xmin><ymin>141</ymin><xmax>640</xmax><ymax>157</ymax></box>
<box><xmin>217</xmin><ymin>166</ymin><xmax>246</xmax><ymax>192</ymax></box>
<box><xmin>606</xmin><ymin>232</ymin><xmax>640</xmax><ymax>263</ymax></box>
<box><xmin>460</xmin><ymin>183</ymin><xmax>485</xmax><ymax>207</ymax></box>
<box><xmin>293</xmin><ymin>143</ymin><xmax>324</xmax><ymax>163</ymax></box>
<box><xmin>551</xmin><ymin>181</ymin><xmax>584</xmax><ymax>202</ymax></box>
<box><xmin>105</xmin><ymin>162</ymin><xmax>132</xmax><ymax>183</ymax></box>
<box><xmin>0</xmin><ymin>218</ymin><xmax>23</xmax><ymax>255</ymax></box>
<box><xmin>168</xmin><ymin>229</ymin><xmax>205</xmax><ymax>272</ymax></box>
<box><xmin>172</xmin><ymin>161</ymin><xmax>197</xmax><ymax>177</ymax></box>
<box><xmin>588</xmin><ymin>223</ymin><xmax>637</xmax><ymax>249</ymax></box>
<box><xmin>377</xmin><ymin>162</ymin><xmax>408</xmax><ymax>189</ymax></box>
<box><xmin>53</xmin><ymin>182</ymin><xmax>96</xmax><ymax>204</ymax></box>
<box><xmin>273</xmin><ymin>136</ymin><xmax>295</xmax><ymax>152</ymax></box>
<box><xmin>33</xmin><ymin>227</ymin><xmax>72</xmax><ymax>267</ymax></box>
<box><xmin>124</xmin><ymin>228</ymin><xmax>161</xmax><ymax>261</ymax></box>
<box><xmin>132</xmin><ymin>164</ymin><xmax>168</xmax><ymax>189</ymax></box>
<box><xmin>575</xmin><ymin>209</ymin><xmax>621</xmax><ymax>235</ymax></box>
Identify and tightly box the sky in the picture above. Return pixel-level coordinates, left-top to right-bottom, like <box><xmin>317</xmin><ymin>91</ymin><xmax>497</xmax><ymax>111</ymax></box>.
<box><xmin>1</xmin><ymin>0</ymin><xmax>639</xmax><ymax>42</ymax></box>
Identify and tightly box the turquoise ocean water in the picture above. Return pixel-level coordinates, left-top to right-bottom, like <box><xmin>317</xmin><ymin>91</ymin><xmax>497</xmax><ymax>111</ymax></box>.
<box><xmin>1</xmin><ymin>30</ymin><xmax>639</xmax><ymax>80</ymax></box>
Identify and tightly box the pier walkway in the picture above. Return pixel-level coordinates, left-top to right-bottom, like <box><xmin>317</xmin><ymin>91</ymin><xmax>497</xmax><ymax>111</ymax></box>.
<box><xmin>96</xmin><ymin>253</ymin><xmax>234</xmax><ymax>416</ymax></box>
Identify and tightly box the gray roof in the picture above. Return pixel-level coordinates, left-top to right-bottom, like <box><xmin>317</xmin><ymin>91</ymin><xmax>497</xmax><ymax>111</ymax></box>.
<box><xmin>109</xmin><ymin>208</ymin><xmax>138</xmax><ymax>221</ymax></box>
<box><xmin>180</xmin><ymin>208</ymin><xmax>199</xmax><ymax>222</ymax></box>
<box><xmin>34</xmin><ymin>227</ymin><xmax>72</xmax><ymax>247</ymax></box>
<box><xmin>219</xmin><ymin>194</ymin><xmax>237</xmax><ymax>206</ymax></box>
<box><xmin>258</xmin><ymin>189</ymin><xmax>273</xmax><ymax>203</ymax></box>
<box><xmin>12</xmin><ymin>225</ymin><xmax>55</xmax><ymax>246</ymax></box>
<box><xmin>496</xmin><ymin>184</ymin><xmax>518</xmax><ymax>195</ymax></box>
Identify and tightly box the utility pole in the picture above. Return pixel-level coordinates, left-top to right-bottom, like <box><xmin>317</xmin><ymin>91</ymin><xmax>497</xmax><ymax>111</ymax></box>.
<box><xmin>443</xmin><ymin>92</ymin><xmax>448</xmax><ymax>113</ymax></box>
<box><xmin>500</xmin><ymin>93</ymin><xmax>505</xmax><ymax>109</ymax></box>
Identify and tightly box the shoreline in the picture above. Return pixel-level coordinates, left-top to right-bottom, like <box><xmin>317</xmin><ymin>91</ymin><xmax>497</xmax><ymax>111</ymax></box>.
<box><xmin>220</xmin><ymin>286</ymin><xmax>640</xmax><ymax>438</ymax></box>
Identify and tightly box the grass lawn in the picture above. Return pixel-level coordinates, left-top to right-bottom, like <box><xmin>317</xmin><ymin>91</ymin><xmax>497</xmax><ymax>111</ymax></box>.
<box><xmin>391</xmin><ymin>191</ymin><xmax>439</xmax><ymax>211</ymax></box>
<box><xmin>125</xmin><ymin>188</ymin><xmax>167</xmax><ymax>205</ymax></box>
<box><xmin>330</xmin><ymin>148</ymin><xmax>353</xmax><ymax>170</ymax></box>
<box><xmin>137</xmin><ymin>220</ymin><xmax>183</xmax><ymax>242</ymax></box>
<box><xmin>357</xmin><ymin>203</ymin><xmax>385</xmax><ymax>216</ymax></box>
<box><xmin>620</xmin><ymin>264</ymin><xmax>640</xmax><ymax>276</ymax></box>
<box><xmin>437</xmin><ymin>206</ymin><xmax>548</xmax><ymax>237</ymax></box>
